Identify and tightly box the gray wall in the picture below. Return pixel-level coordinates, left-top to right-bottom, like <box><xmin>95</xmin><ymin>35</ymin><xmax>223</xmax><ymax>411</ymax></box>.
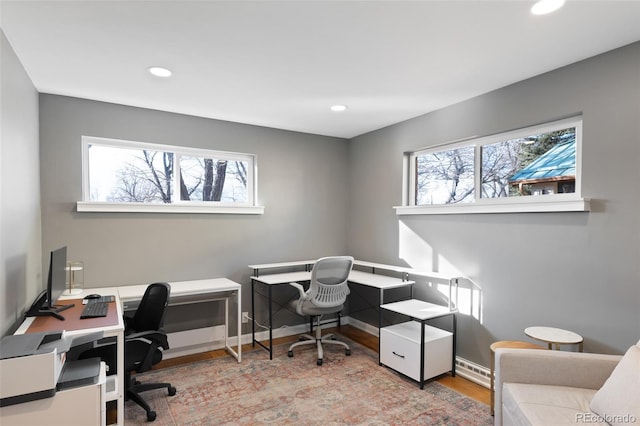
<box><xmin>38</xmin><ymin>94</ymin><xmax>350</xmax><ymax>333</ymax></box>
<box><xmin>0</xmin><ymin>30</ymin><xmax>42</xmax><ymax>335</ymax></box>
<box><xmin>4</xmin><ymin>34</ymin><xmax>638</xmax><ymax>370</ymax></box>
<box><xmin>348</xmin><ymin>41</ymin><xmax>640</xmax><ymax>366</ymax></box>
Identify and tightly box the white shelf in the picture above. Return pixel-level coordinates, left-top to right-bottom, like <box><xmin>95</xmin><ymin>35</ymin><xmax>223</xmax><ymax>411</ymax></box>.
<box><xmin>380</xmin><ymin>299</ymin><xmax>455</xmax><ymax>320</ymax></box>
<box><xmin>104</xmin><ymin>375</ymin><xmax>118</xmax><ymax>401</ymax></box>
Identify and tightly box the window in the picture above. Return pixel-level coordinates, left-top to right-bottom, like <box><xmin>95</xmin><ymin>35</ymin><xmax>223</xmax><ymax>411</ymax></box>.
<box><xmin>415</xmin><ymin>145</ymin><xmax>475</xmax><ymax>205</ymax></box>
<box><xmin>398</xmin><ymin>117</ymin><xmax>589</xmax><ymax>214</ymax></box>
<box><xmin>480</xmin><ymin>127</ymin><xmax>576</xmax><ymax>199</ymax></box>
<box><xmin>78</xmin><ymin>136</ymin><xmax>263</xmax><ymax>214</ymax></box>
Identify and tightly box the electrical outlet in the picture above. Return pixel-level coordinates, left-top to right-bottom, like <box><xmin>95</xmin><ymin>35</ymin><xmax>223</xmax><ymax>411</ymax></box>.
<box><xmin>242</xmin><ymin>312</ymin><xmax>249</xmax><ymax>323</ymax></box>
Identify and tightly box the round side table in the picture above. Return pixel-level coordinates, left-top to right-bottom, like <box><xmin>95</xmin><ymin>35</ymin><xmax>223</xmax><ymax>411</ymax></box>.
<box><xmin>524</xmin><ymin>326</ymin><xmax>584</xmax><ymax>352</ymax></box>
<box><xmin>490</xmin><ymin>340</ymin><xmax>545</xmax><ymax>416</ymax></box>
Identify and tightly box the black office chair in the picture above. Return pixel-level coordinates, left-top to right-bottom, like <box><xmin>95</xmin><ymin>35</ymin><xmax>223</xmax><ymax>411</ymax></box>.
<box><xmin>81</xmin><ymin>282</ymin><xmax>176</xmax><ymax>421</ymax></box>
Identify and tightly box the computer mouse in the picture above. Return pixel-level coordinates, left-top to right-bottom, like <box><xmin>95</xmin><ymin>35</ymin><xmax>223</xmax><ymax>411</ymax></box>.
<box><xmin>84</xmin><ymin>294</ymin><xmax>101</xmax><ymax>299</ymax></box>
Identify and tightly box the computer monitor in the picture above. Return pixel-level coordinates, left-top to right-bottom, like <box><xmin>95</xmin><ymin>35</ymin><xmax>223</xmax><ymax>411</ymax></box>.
<box><xmin>25</xmin><ymin>246</ymin><xmax>75</xmax><ymax>320</ymax></box>
<box><xmin>45</xmin><ymin>246</ymin><xmax>68</xmax><ymax>309</ymax></box>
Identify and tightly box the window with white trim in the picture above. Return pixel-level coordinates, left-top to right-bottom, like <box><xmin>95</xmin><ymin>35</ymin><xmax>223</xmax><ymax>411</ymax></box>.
<box><xmin>78</xmin><ymin>136</ymin><xmax>262</xmax><ymax>214</ymax></box>
<box><xmin>398</xmin><ymin>117</ymin><xmax>589</xmax><ymax>214</ymax></box>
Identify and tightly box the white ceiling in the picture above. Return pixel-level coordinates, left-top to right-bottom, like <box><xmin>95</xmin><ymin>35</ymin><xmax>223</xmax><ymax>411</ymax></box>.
<box><xmin>2</xmin><ymin>1</ymin><xmax>639</xmax><ymax>138</ymax></box>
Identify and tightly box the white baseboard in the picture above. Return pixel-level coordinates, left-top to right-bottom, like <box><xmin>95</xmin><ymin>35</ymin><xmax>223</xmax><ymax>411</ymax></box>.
<box><xmin>163</xmin><ymin>321</ymin><xmax>320</xmax><ymax>359</ymax></box>
<box><xmin>344</xmin><ymin>315</ymin><xmax>379</xmax><ymax>337</ymax></box>
<box><xmin>162</xmin><ymin>317</ymin><xmax>491</xmax><ymax>390</ymax></box>
<box><xmin>163</xmin><ymin>326</ymin><xmax>227</xmax><ymax>359</ymax></box>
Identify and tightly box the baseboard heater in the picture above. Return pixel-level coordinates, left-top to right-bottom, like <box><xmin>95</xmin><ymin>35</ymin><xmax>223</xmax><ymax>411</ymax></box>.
<box><xmin>455</xmin><ymin>357</ymin><xmax>490</xmax><ymax>388</ymax></box>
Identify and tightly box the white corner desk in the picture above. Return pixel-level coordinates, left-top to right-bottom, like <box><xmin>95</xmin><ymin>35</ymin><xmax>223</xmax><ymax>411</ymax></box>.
<box><xmin>249</xmin><ymin>260</ymin><xmax>417</xmax><ymax>359</ymax></box>
<box><xmin>14</xmin><ymin>278</ymin><xmax>241</xmax><ymax>426</ymax></box>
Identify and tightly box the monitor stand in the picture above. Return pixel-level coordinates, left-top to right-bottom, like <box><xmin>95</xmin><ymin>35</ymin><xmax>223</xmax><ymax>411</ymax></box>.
<box><xmin>27</xmin><ymin>303</ymin><xmax>75</xmax><ymax>321</ymax></box>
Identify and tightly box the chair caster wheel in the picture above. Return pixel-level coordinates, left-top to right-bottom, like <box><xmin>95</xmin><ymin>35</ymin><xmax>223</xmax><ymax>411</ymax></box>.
<box><xmin>168</xmin><ymin>386</ymin><xmax>177</xmax><ymax>396</ymax></box>
<box><xmin>288</xmin><ymin>350</ymin><xmax>294</xmax><ymax>357</ymax></box>
<box><xmin>147</xmin><ymin>410</ymin><xmax>157</xmax><ymax>422</ymax></box>
<box><xmin>346</xmin><ymin>349</ymin><xmax>351</xmax><ymax>356</ymax></box>
<box><xmin>317</xmin><ymin>358</ymin><xmax>323</xmax><ymax>366</ymax></box>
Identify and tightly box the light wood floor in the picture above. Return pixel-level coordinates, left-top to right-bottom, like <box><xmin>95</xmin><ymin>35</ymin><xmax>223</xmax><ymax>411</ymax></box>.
<box><xmin>154</xmin><ymin>325</ymin><xmax>491</xmax><ymax>406</ymax></box>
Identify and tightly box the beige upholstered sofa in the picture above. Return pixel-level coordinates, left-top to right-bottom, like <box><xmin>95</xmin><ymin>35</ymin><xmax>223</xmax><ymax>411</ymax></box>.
<box><xmin>494</xmin><ymin>342</ymin><xmax>640</xmax><ymax>426</ymax></box>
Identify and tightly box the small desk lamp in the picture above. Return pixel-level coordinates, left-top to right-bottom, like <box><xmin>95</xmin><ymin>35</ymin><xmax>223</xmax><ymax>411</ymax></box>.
<box><xmin>64</xmin><ymin>261</ymin><xmax>84</xmax><ymax>295</ymax></box>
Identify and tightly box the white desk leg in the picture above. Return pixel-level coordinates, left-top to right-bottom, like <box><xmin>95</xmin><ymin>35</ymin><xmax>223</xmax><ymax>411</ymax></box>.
<box><xmin>237</xmin><ymin>288</ymin><xmax>242</xmax><ymax>362</ymax></box>
<box><xmin>116</xmin><ymin>331</ymin><xmax>125</xmax><ymax>425</ymax></box>
<box><xmin>224</xmin><ymin>297</ymin><xmax>233</xmax><ymax>353</ymax></box>
<box><xmin>222</xmin><ymin>290</ymin><xmax>242</xmax><ymax>362</ymax></box>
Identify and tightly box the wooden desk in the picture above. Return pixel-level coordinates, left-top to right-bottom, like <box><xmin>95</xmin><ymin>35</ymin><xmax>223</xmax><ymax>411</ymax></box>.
<box><xmin>22</xmin><ymin>298</ymin><xmax>121</xmax><ymax>333</ymax></box>
<box><xmin>15</xmin><ymin>296</ymin><xmax>125</xmax><ymax>426</ymax></box>
<box><xmin>249</xmin><ymin>262</ymin><xmax>415</xmax><ymax>359</ymax></box>
<box><xmin>13</xmin><ymin>278</ymin><xmax>241</xmax><ymax>425</ymax></box>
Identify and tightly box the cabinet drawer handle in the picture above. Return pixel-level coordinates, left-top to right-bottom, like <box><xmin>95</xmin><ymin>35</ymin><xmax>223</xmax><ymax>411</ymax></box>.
<box><xmin>392</xmin><ymin>351</ymin><xmax>405</xmax><ymax>359</ymax></box>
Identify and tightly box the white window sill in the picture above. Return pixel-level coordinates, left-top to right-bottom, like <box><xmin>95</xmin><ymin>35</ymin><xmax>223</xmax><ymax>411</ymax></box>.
<box><xmin>394</xmin><ymin>196</ymin><xmax>590</xmax><ymax>215</ymax></box>
<box><xmin>77</xmin><ymin>201</ymin><xmax>265</xmax><ymax>215</ymax></box>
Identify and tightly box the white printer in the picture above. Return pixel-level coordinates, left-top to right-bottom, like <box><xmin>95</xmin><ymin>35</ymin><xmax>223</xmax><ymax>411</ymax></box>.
<box><xmin>0</xmin><ymin>331</ymin><xmax>102</xmax><ymax>407</ymax></box>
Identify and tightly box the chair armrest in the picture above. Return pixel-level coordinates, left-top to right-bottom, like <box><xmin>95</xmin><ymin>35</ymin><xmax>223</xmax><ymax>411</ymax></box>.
<box><xmin>126</xmin><ymin>330</ymin><xmax>170</xmax><ymax>373</ymax></box>
<box><xmin>494</xmin><ymin>348</ymin><xmax>622</xmax><ymax>426</ymax></box>
<box><xmin>289</xmin><ymin>282</ymin><xmax>307</xmax><ymax>299</ymax></box>
<box><xmin>126</xmin><ymin>330</ymin><xmax>169</xmax><ymax>350</ymax></box>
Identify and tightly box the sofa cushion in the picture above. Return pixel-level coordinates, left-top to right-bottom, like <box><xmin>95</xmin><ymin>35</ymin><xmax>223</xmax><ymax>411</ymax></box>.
<box><xmin>589</xmin><ymin>345</ymin><xmax>640</xmax><ymax>426</ymax></box>
<box><xmin>503</xmin><ymin>383</ymin><xmax>604</xmax><ymax>425</ymax></box>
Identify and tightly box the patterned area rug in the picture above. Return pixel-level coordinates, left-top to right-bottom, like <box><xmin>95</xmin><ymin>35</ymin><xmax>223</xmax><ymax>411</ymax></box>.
<box><xmin>124</xmin><ymin>337</ymin><xmax>492</xmax><ymax>425</ymax></box>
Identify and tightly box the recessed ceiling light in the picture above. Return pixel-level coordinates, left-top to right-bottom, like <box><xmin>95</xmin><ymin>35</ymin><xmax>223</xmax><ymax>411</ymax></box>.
<box><xmin>531</xmin><ymin>0</ymin><xmax>565</xmax><ymax>15</ymax></box>
<box><xmin>148</xmin><ymin>66</ymin><xmax>172</xmax><ymax>77</ymax></box>
<box><xmin>330</xmin><ymin>105</ymin><xmax>348</xmax><ymax>112</ymax></box>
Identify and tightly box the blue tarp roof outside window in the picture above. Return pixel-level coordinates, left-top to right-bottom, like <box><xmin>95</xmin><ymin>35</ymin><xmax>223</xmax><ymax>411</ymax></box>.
<box><xmin>509</xmin><ymin>139</ymin><xmax>575</xmax><ymax>182</ymax></box>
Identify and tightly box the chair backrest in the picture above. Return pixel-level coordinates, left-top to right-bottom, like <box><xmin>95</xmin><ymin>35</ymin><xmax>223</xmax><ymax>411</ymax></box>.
<box><xmin>306</xmin><ymin>256</ymin><xmax>353</xmax><ymax>308</ymax></box>
<box><xmin>129</xmin><ymin>282</ymin><xmax>171</xmax><ymax>332</ymax></box>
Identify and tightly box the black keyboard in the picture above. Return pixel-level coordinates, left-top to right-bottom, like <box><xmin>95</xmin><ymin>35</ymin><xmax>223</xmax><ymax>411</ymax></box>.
<box><xmin>80</xmin><ymin>302</ymin><xmax>109</xmax><ymax>319</ymax></box>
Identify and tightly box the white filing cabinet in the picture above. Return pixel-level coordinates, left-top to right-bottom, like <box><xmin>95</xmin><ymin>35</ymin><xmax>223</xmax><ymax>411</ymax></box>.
<box><xmin>379</xmin><ymin>299</ymin><xmax>456</xmax><ymax>388</ymax></box>
<box><xmin>380</xmin><ymin>321</ymin><xmax>453</xmax><ymax>382</ymax></box>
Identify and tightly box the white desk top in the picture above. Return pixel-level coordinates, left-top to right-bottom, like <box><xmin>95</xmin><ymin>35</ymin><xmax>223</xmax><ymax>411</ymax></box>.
<box><xmin>250</xmin><ymin>271</ymin><xmax>311</xmax><ymax>284</ymax></box>
<box><xmin>248</xmin><ymin>260</ymin><xmax>315</xmax><ymax>270</ymax></box>
<box><xmin>250</xmin><ymin>269</ymin><xmax>414</xmax><ymax>289</ymax></box>
<box><xmin>381</xmin><ymin>299</ymin><xmax>455</xmax><ymax>320</ymax></box>
<box><xmin>59</xmin><ymin>279</ymin><xmax>240</xmax><ymax>305</ymax></box>
<box><xmin>117</xmin><ymin>278</ymin><xmax>240</xmax><ymax>302</ymax></box>
<box><xmin>248</xmin><ymin>259</ymin><xmax>463</xmax><ymax>283</ymax></box>
<box><xmin>347</xmin><ymin>270</ymin><xmax>414</xmax><ymax>289</ymax></box>
<box><xmin>353</xmin><ymin>260</ymin><xmax>408</xmax><ymax>273</ymax></box>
